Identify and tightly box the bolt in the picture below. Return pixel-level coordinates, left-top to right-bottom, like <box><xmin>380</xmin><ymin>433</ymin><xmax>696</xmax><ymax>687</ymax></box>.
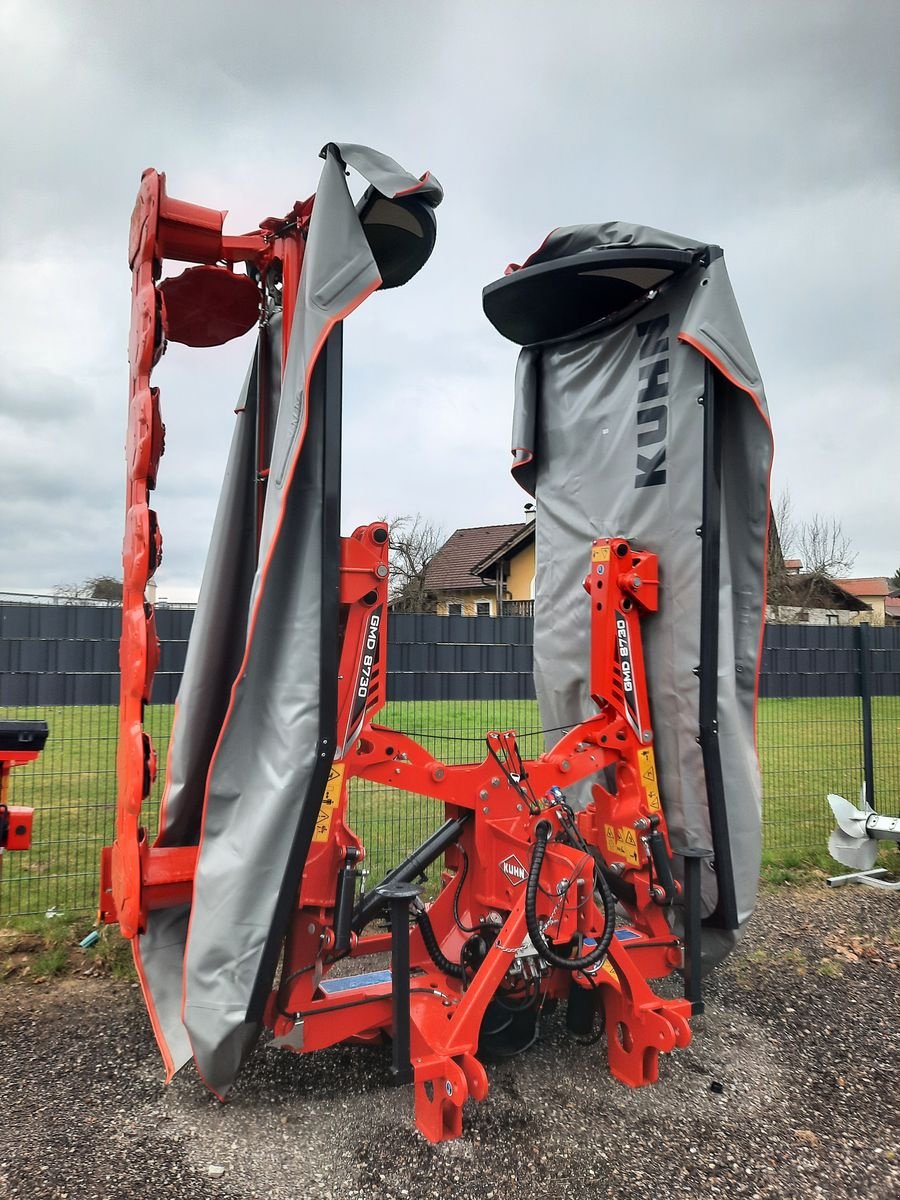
<box><xmin>491</xmin><ymin>777</ymin><xmax>501</xmax><ymax>788</ymax></box>
<box><xmin>642</xmin><ymin>730</ymin><xmax>652</xmax><ymax>742</ymax></box>
<box><xmin>516</xmin><ymin>804</ymin><xmax>523</xmax><ymax>812</ymax></box>
<box><xmin>479</xmin><ymin>788</ymin><xmax>489</xmax><ymax>800</ymax></box>
<box><xmin>432</xmin><ymin>766</ymin><xmax>445</xmax><ymax>782</ymax></box>
<box><xmin>560</xmin><ymin>760</ymin><xmax>571</xmax><ymax>773</ymax></box>
<box><xmin>634</xmin><ymin>818</ymin><xmax>650</xmax><ymax>831</ymax></box>
<box><xmin>376</xmin><ymin>564</ymin><xmax>388</xmax><ymax>578</ymax></box>
<box><xmin>632</xmin><ymin>577</ymin><xmax>642</xmax><ymax>589</ymax></box>
<box><xmin>307</xmin><ymin>923</ymin><xmax>316</xmax><ymax>934</ymax></box>
<box><xmin>482</xmin><ymin>806</ymin><xmax>489</xmax><ymax>814</ymax></box>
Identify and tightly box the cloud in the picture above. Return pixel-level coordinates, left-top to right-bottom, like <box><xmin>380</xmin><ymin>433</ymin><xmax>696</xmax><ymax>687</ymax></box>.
<box><xmin>0</xmin><ymin>0</ymin><xmax>897</xmax><ymax>597</ymax></box>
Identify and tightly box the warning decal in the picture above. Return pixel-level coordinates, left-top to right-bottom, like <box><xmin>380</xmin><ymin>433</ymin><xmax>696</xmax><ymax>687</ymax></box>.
<box><xmin>604</xmin><ymin>822</ymin><xmax>641</xmax><ymax>867</ymax></box>
<box><xmin>592</xmin><ymin>544</ymin><xmax>611</xmax><ymax>563</ymax></box>
<box><xmin>638</xmin><ymin>747</ymin><xmax>661</xmax><ymax>812</ymax></box>
<box><xmin>312</xmin><ymin>762</ymin><xmax>345</xmax><ymax>843</ymax></box>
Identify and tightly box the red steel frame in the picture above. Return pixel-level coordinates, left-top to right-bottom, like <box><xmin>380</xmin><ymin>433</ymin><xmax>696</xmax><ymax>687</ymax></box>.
<box><xmin>104</xmin><ymin>173</ymin><xmax>695</xmax><ymax>1143</ymax></box>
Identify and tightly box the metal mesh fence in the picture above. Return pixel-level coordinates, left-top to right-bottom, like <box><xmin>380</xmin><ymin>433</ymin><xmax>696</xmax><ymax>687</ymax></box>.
<box><xmin>0</xmin><ymin>705</ymin><xmax>171</xmax><ymax>918</ymax></box>
<box><xmin>3</xmin><ymin>691</ymin><xmax>897</xmax><ymax>918</ymax></box>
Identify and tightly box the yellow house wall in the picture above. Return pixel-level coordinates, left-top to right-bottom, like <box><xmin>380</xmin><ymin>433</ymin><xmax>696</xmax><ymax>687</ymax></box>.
<box><xmin>505</xmin><ymin>543</ymin><xmax>535</xmax><ymax>601</ymax></box>
<box><xmin>437</xmin><ymin>589</ymin><xmax>496</xmax><ymax>616</ymax></box>
<box><xmin>846</xmin><ymin>597</ymin><xmax>885</xmax><ymax>626</ymax></box>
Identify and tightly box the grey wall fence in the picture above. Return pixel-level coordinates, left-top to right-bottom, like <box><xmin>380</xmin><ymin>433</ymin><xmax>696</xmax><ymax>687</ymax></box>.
<box><xmin>1</xmin><ymin>600</ymin><xmax>898</xmax><ymax>918</ymax></box>
<box><xmin>2</xmin><ymin>602</ymin><xmax>900</xmax><ymax>706</ymax></box>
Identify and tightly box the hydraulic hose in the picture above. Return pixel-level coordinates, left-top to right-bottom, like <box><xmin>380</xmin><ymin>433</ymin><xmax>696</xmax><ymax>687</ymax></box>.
<box><xmin>415</xmin><ymin>905</ymin><xmax>466</xmax><ymax>980</ymax></box>
<box><xmin>525</xmin><ymin>820</ymin><xmax>616</xmax><ymax>970</ymax></box>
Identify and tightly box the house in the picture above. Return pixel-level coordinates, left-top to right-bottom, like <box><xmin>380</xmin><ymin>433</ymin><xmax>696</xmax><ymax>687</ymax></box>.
<box><xmin>834</xmin><ymin>577</ymin><xmax>893</xmax><ymax>626</ymax></box>
<box><xmin>766</xmin><ymin>574</ymin><xmax>871</xmax><ymax>625</ymax></box>
<box><xmin>422</xmin><ymin>522</ymin><xmax>535</xmax><ymax>616</ymax></box>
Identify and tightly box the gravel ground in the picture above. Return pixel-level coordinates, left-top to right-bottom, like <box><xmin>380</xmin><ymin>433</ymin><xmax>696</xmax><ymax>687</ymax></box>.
<box><xmin>1</xmin><ymin>885</ymin><xmax>898</xmax><ymax>1200</ymax></box>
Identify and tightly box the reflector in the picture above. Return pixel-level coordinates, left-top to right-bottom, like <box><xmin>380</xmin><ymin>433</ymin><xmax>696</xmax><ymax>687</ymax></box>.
<box><xmin>160</xmin><ymin>266</ymin><xmax>260</xmax><ymax>347</ymax></box>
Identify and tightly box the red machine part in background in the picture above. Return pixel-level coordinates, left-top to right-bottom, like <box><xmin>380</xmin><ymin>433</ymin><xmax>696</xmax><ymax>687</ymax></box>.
<box><xmin>0</xmin><ymin>721</ymin><xmax>48</xmax><ymax>858</ymax></box>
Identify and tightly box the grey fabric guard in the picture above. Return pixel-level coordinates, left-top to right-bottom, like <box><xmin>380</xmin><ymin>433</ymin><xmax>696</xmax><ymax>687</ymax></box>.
<box><xmin>136</xmin><ymin>341</ymin><xmax>279</xmax><ymax>1077</ymax></box>
<box><xmin>135</xmin><ymin>145</ymin><xmax>441</xmax><ymax>1094</ymax></box>
<box><xmin>503</xmin><ymin>224</ymin><xmax>772</xmax><ymax>965</ymax></box>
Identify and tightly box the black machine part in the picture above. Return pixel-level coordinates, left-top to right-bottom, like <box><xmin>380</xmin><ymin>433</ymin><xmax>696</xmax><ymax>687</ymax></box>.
<box><xmin>482</xmin><ymin>247</ymin><xmax>705</xmax><ymax>347</ymax></box>
<box><xmin>0</xmin><ymin>721</ymin><xmax>49</xmax><ymax>753</ymax></box>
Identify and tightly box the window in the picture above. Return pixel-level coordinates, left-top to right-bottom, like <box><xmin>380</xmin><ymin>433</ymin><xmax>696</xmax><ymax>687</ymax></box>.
<box><xmin>826</xmin><ymin>613</ymin><xmax>839</xmax><ymax>625</ymax></box>
<box><xmin>475</xmin><ymin>601</ymin><xmax>492</xmax><ymax>616</ymax></box>
<box><xmin>447</xmin><ymin>603</ymin><xmax>463</xmax><ymax>616</ymax></box>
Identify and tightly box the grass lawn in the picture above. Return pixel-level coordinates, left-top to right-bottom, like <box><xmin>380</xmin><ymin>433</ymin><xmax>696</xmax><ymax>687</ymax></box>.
<box><xmin>2</xmin><ymin>696</ymin><xmax>898</xmax><ymax>919</ymax></box>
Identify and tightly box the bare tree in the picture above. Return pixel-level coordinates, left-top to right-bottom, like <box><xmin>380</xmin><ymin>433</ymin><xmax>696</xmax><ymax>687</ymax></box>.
<box><xmin>52</xmin><ymin>581</ymin><xmax>89</xmax><ymax>601</ymax></box>
<box><xmin>796</xmin><ymin>514</ymin><xmax>856</xmax><ymax>578</ymax></box>
<box><xmin>85</xmin><ymin>575</ymin><xmax>123</xmax><ymax>603</ymax></box>
<box><xmin>766</xmin><ymin>489</ymin><xmax>797</xmax><ymax>606</ymax></box>
<box><xmin>767</xmin><ymin>489</ymin><xmax>858</xmax><ymax>619</ymax></box>
<box><xmin>385</xmin><ymin>514</ymin><xmax>443</xmax><ymax>613</ymax></box>
<box><xmin>53</xmin><ymin>575</ymin><xmax>123</xmax><ymax>603</ymax></box>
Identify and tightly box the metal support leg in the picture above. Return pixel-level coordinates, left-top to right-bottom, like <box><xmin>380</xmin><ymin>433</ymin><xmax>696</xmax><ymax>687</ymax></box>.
<box><xmin>376</xmin><ymin>882</ymin><xmax>422</xmax><ymax>1086</ymax></box>
<box><xmin>675</xmin><ymin>847</ymin><xmax>713</xmax><ymax>1015</ymax></box>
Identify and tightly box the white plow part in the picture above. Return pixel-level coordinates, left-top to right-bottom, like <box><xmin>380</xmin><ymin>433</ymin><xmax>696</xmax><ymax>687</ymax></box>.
<box><xmin>827</xmin><ymin>789</ymin><xmax>900</xmax><ymax>889</ymax></box>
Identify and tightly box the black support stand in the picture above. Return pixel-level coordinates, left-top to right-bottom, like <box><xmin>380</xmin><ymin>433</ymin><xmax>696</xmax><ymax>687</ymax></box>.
<box><xmin>375</xmin><ymin>881</ymin><xmax>422</xmax><ymax>1086</ymax></box>
<box><xmin>675</xmin><ymin>846</ymin><xmax>714</xmax><ymax>1015</ymax></box>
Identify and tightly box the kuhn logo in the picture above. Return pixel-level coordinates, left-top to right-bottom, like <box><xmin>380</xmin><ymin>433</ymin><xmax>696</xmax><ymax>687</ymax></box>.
<box><xmin>634</xmin><ymin>313</ymin><xmax>669</xmax><ymax>488</ymax></box>
<box><xmin>500</xmin><ymin>854</ymin><xmax>528</xmax><ymax>886</ymax></box>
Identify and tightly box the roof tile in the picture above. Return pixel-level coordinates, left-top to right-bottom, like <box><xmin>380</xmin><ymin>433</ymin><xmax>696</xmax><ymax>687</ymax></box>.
<box><xmin>424</xmin><ymin>524</ymin><xmax>526</xmax><ymax>592</ymax></box>
<box><xmin>835</xmin><ymin>577</ymin><xmax>891</xmax><ymax>598</ymax></box>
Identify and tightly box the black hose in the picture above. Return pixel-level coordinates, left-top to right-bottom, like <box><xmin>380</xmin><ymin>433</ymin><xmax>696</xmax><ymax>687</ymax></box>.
<box><xmin>415</xmin><ymin>906</ymin><xmax>466</xmax><ymax>979</ymax></box>
<box><xmin>525</xmin><ymin>821</ymin><xmax>615</xmax><ymax>970</ymax></box>
<box><xmin>452</xmin><ymin>845</ymin><xmax>480</xmax><ymax>934</ymax></box>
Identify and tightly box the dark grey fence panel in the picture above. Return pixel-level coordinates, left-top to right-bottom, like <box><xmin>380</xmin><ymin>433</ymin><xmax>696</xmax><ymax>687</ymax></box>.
<box><xmin>2</xmin><ymin>601</ymin><xmax>899</xmax><ymax>705</ymax></box>
<box><xmin>760</xmin><ymin>623</ymin><xmax>900</xmax><ymax>698</ymax></box>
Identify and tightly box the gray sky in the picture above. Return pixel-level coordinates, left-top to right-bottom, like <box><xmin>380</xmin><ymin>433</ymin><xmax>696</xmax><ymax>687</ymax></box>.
<box><xmin>1</xmin><ymin>0</ymin><xmax>897</xmax><ymax>598</ymax></box>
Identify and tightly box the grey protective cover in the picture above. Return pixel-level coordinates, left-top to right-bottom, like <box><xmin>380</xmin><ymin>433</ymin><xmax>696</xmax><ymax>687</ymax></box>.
<box><xmin>499</xmin><ymin>224</ymin><xmax>772</xmax><ymax>963</ymax></box>
<box><xmin>135</xmin><ymin>145</ymin><xmax>441</xmax><ymax>1095</ymax></box>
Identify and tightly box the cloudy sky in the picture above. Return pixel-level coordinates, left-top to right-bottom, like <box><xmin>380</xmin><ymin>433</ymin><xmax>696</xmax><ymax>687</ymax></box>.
<box><xmin>0</xmin><ymin>0</ymin><xmax>897</xmax><ymax>599</ymax></box>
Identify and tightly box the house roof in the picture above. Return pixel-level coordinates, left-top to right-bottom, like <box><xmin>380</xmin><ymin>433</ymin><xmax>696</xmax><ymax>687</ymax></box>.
<box><xmin>783</xmin><ymin>558</ymin><xmax>802</xmax><ymax>570</ymax></box>
<box><xmin>473</xmin><ymin>519</ymin><xmax>536</xmax><ymax>576</ymax></box>
<box><xmin>886</xmin><ymin>596</ymin><xmax>900</xmax><ymax>619</ymax></box>
<box><xmin>780</xmin><ymin>575</ymin><xmax>870</xmax><ymax>612</ymax></box>
<box><xmin>424</xmin><ymin>523</ymin><xmax>526</xmax><ymax>593</ymax></box>
<box><xmin>835</xmin><ymin>577</ymin><xmax>891</xmax><ymax>598</ymax></box>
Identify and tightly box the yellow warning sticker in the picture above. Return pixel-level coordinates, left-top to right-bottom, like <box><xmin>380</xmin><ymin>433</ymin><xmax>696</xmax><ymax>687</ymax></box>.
<box><xmin>312</xmin><ymin>763</ymin><xmax>345</xmax><ymax>843</ymax></box>
<box><xmin>615</xmin><ymin>826</ymin><xmax>641</xmax><ymax>867</ymax></box>
<box><xmin>605</xmin><ymin>822</ymin><xmax>641</xmax><ymax>867</ymax></box>
<box><xmin>592</xmin><ymin>544</ymin><xmax>611</xmax><ymax>563</ymax></box>
<box><xmin>638</xmin><ymin>747</ymin><xmax>661</xmax><ymax>812</ymax></box>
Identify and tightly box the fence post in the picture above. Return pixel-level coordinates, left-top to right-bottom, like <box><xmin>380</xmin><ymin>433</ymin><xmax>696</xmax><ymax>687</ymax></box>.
<box><xmin>858</xmin><ymin>620</ymin><xmax>876</xmax><ymax>811</ymax></box>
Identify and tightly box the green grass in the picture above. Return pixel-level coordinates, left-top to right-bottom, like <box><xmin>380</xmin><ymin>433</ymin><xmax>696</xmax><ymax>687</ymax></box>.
<box><xmin>1</xmin><ymin>696</ymin><xmax>898</xmax><ymax>920</ymax></box>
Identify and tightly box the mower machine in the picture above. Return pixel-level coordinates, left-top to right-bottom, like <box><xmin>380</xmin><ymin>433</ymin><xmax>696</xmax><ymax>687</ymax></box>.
<box><xmin>101</xmin><ymin>144</ymin><xmax>771</xmax><ymax>1142</ymax></box>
